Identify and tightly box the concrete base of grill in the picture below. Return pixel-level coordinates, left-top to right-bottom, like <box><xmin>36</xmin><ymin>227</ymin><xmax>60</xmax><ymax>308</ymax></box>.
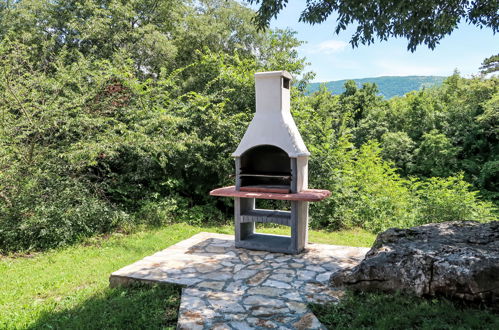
<box><xmin>109</xmin><ymin>232</ymin><xmax>369</xmax><ymax>329</ymax></box>
<box><xmin>235</xmin><ymin>197</ymin><xmax>309</xmax><ymax>254</ymax></box>
<box><xmin>235</xmin><ymin>233</ymin><xmax>293</xmax><ymax>254</ymax></box>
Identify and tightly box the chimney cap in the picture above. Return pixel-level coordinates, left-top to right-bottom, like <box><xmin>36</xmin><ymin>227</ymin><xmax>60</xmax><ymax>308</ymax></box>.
<box><xmin>254</xmin><ymin>71</ymin><xmax>293</xmax><ymax>80</ymax></box>
<box><xmin>232</xmin><ymin>70</ymin><xmax>309</xmax><ymax>158</ymax></box>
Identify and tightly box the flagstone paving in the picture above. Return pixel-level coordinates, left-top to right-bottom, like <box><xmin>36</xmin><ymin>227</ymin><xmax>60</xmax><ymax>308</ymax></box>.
<box><xmin>110</xmin><ymin>232</ymin><xmax>369</xmax><ymax>329</ymax></box>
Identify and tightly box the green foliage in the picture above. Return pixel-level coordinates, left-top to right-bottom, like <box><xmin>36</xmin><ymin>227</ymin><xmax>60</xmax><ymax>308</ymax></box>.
<box><xmin>135</xmin><ymin>197</ymin><xmax>182</xmax><ymax>227</ymax></box>
<box><xmin>480</xmin><ymin>53</ymin><xmax>499</xmax><ymax>75</ymax></box>
<box><xmin>387</xmin><ymin>75</ymin><xmax>499</xmax><ymax>196</ymax></box>
<box><xmin>173</xmin><ymin>0</ymin><xmax>264</xmax><ymax>68</ymax></box>
<box><xmin>0</xmin><ymin>0</ymin><xmax>311</xmax><ymax>252</ymax></box>
<box><xmin>412</xmin><ymin>175</ymin><xmax>496</xmax><ymax>225</ymax></box>
<box><xmin>248</xmin><ymin>0</ymin><xmax>499</xmax><ymax>51</ymax></box>
<box><xmin>307</xmin><ymin>76</ymin><xmax>446</xmax><ymax>99</ymax></box>
<box><xmin>0</xmin><ymin>172</ymin><xmax>128</xmax><ymax>251</ymax></box>
<box><xmin>344</xmin><ymin>143</ymin><xmax>416</xmax><ymax>232</ymax></box>
<box><xmin>296</xmin><ymin>88</ymin><xmax>414</xmax><ymax>232</ymax></box>
<box><xmin>324</xmin><ymin>73</ymin><xmax>499</xmax><ymax>203</ymax></box>
<box><xmin>305</xmin><ymin>137</ymin><xmax>417</xmax><ymax>233</ymax></box>
<box><xmin>380</xmin><ymin>131</ymin><xmax>415</xmax><ymax>172</ymax></box>
<box><xmin>298</xmin><ymin>82</ymin><xmax>497</xmax><ymax>233</ymax></box>
<box><xmin>0</xmin><ymin>0</ymin><xmax>497</xmax><ymax>252</ymax></box>
<box><xmin>479</xmin><ymin>161</ymin><xmax>499</xmax><ymax>200</ymax></box>
<box><xmin>0</xmin><ymin>44</ymin><xmax>240</xmax><ymax>251</ymax></box>
<box><xmin>413</xmin><ymin>130</ymin><xmax>458</xmax><ymax>177</ymax></box>
<box><xmin>311</xmin><ymin>291</ymin><xmax>499</xmax><ymax>329</ymax></box>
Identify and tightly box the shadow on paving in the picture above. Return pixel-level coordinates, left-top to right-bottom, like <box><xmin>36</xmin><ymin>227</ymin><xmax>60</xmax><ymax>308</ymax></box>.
<box><xmin>28</xmin><ymin>283</ymin><xmax>181</xmax><ymax>330</ymax></box>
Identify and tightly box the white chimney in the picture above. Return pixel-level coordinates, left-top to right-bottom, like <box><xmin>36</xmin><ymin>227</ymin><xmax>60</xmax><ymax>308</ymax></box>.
<box><xmin>232</xmin><ymin>71</ymin><xmax>310</xmax><ymax>158</ymax></box>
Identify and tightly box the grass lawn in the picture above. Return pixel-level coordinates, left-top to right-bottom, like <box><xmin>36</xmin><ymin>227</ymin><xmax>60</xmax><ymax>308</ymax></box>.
<box><xmin>3</xmin><ymin>224</ymin><xmax>498</xmax><ymax>329</ymax></box>
<box><xmin>311</xmin><ymin>291</ymin><xmax>499</xmax><ymax>330</ymax></box>
<box><xmin>0</xmin><ymin>224</ymin><xmax>375</xmax><ymax>329</ymax></box>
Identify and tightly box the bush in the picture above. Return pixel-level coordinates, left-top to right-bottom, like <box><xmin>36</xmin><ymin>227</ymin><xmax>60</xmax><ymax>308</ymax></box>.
<box><xmin>346</xmin><ymin>143</ymin><xmax>416</xmax><ymax>232</ymax></box>
<box><xmin>412</xmin><ymin>174</ymin><xmax>496</xmax><ymax>225</ymax></box>
<box><xmin>479</xmin><ymin>160</ymin><xmax>499</xmax><ymax>201</ymax></box>
<box><xmin>300</xmin><ymin>86</ymin><xmax>497</xmax><ymax>234</ymax></box>
<box><xmin>135</xmin><ymin>197</ymin><xmax>181</xmax><ymax>227</ymax></box>
<box><xmin>0</xmin><ymin>171</ymin><xmax>128</xmax><ymax>252</ymax></box>
<box><xmin>307</xmin><ymin>139</ymin><xmax>496</xmax><ymax>233</ymax></box>
<box><xmin>308</xmin><ymin>141</ymin><xmax>416</xmax><ymax>233</ymax></box>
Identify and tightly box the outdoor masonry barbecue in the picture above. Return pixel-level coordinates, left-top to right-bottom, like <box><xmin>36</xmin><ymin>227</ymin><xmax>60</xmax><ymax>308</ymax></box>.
<box><xmin>210</xmin><ymin>71</ymin><xmax>331</xmax><ymax>254</ymax></box>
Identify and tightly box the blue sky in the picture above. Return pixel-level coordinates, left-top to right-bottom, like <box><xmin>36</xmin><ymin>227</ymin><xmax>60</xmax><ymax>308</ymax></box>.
<box><xmin>249</xmin><ymin>2</ymin><xmax>498</xmax><ymax>82</ymax></box>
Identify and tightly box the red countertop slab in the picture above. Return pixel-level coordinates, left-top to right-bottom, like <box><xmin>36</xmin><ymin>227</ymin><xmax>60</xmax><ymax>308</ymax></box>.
<box><xmin>209</xmin><ymin>186</ymin><xmax>331</xmax><ymax>202</ymax></box>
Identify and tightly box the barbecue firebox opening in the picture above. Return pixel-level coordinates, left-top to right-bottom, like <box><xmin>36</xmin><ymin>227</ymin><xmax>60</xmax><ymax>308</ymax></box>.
<box><xmin>239</xmin><ymin>145</ymin><xmax>291</xmax><ymax>193</ymax></box>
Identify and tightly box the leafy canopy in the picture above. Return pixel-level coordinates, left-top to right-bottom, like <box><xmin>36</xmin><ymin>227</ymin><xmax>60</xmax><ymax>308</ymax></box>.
<box><xmin>246</xmin><ymin>0</ymin><xmax>499</xmax><ymax>51</ymax></box>
<box><xmin>480</xmin><ymin>53</ymin><xmax>499</xmax><ymax>75</ymax></box>
<box><xmin>0</xmin><ymin>0</ymin><xmax>497</xmax><ymax>252</ymax></box>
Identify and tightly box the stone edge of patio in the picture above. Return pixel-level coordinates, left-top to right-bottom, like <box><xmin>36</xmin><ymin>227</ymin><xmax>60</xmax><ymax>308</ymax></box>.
<box><xmin>109</xmin><ymin>232</ymin><xmax>369</xmax><ymax>329</ymax></box>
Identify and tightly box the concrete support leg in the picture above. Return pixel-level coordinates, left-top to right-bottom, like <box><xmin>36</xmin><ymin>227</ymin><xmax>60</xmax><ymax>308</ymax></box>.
<box><xmin>235</xmin><ymin>197</ymin><xmax>255</xmax><ymax>244</ymax></box>
<box><xmin>291</xmin><ymin>201</ymin><xmax>309</xmax><ymax>254</ymax></box>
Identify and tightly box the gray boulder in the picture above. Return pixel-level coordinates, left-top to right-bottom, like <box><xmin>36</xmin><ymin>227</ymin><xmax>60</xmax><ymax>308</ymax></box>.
<box><xmin>330</xmin><ymin>221</ymin><xmax>499</xmax><ymax>303</ymax></box>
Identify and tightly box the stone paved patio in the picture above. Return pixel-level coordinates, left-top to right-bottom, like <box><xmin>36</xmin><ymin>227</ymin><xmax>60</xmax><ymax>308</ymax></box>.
<box><xmin>110</xmin><ymin>232</ymin><xmax>369</xmax><ymax>329</ymax></box>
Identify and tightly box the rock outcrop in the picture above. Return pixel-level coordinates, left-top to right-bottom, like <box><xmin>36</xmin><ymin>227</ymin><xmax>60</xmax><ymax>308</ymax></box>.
<box><xmin>330</xmin><ymin>221</ymin><xmax>499</xmax><ymax>303</ymax></box>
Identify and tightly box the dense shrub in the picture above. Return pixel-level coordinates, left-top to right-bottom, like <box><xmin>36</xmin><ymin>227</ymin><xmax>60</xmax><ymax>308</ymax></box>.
<box><xmin>412</xmin><ymin>174</ymin><xmax>495</xmax><ymax>225</ymax></box>
<box><xmin>0</xmin><ymin>170</ymin><xmax>128</xmax><ymax>251</ymax></box>
<box><xmin>298</xmin><ymin>88</ymin><xmax>497</xmax><ymax>233</ymax></box>
<box><xmin>0</xmin><ymin>47</ymin><xmax>247</xmax><ymax>251</ymax></box>
<box><xmin>307</xmin><ymin>140</ymin><xmax>496</xmax><ymax>233</ymax></box>
<box><xmin>307</xmin><ymin>139</ymin><xmax>416</xmax><ymax>232</ymax></box>
<box><xmin>0</xmin><ymin>0</ymin><xmax>312</xmax><ymax>251</ymax></box>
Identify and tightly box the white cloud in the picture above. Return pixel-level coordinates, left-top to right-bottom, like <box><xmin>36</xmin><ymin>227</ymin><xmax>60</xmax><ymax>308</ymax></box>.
<box><xmin>309</xmin><ymin>59</ymin><xmax>363</xmax><ymax>82</ymax></box>
<box><xmin>317</xmin><ymin>40</ymin><xmax>349</xmax><ymax>54</ymax></box>
<box><xmin>304</xmin><ymin>39</ymin><xmax>349</xmax><ymax>55</ymax></box>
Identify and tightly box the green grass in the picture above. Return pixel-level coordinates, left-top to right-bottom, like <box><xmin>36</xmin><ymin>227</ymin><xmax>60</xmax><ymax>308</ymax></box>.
<box><xmin>28</xmin><ymin>283</ymin><xmax>181</xmax><ymax>330</ymax></box>
<box><xmin>0</xmin><ymin>224</ymin><xmax>375</xmax><ymax>329</ymax></box>
<box><xmin>311</xmin><ymin>291</ymin><xmax>499</xmax><ymax>330</ymax></box>
<box><xmin>4</xmin><ymin>224</ymin><xmax>497</xmax><ymax>329</ymax></box>
<box><xmin>257</xmin><ymin>224</ymin><xmax>375</xmax><ymax>247</ymax></box>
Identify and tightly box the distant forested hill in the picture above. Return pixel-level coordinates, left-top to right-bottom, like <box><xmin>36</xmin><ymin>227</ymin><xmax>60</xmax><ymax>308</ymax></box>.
<box><xmin>307</xmin><ymin>76</ymin><xmax>447</xmax><ymax>98</ymax></box>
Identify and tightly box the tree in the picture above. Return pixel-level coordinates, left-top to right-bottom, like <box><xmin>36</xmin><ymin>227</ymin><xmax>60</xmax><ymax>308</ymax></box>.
<box><xmin>480</xmin><ymin>54</ymin><xmax>499</xmax><ymax>75</ymax></box>
<box><xmin>0</xmin><ymin>0</ymin><xmax>315</xmax><ymax>251</ymax></box>
<box><xmin>414</xmin><ymin>130</ymin><xmax>458</xmax><ymax>177</ymax></box>
<box><xmin>246</xmin><ymin>0</ymin><xmax>499</xmax><ymax>51</ymax></box>
<box><xmin>380</xmin><ymin>131</ymin><xmax>415</xmax><ymax>174</ymax></box>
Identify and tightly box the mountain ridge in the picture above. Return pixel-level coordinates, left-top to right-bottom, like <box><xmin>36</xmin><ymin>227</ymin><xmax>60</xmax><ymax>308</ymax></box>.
<box><xmin>307</xmin><ymin>75</ymin><xmax>447</xmax><ymax>99</ymax></box>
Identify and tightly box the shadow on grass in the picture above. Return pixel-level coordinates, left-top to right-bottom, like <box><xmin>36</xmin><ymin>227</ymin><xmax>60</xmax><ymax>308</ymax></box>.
<box><xmin>310</xmin><ymin>291</ymin><xmax>499</xmax><ymax>330</ymax></box>
<box><xmin>28</xmin><ymin>283</ymin><xmax>181</xmax><ymax>330</ymax></box>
